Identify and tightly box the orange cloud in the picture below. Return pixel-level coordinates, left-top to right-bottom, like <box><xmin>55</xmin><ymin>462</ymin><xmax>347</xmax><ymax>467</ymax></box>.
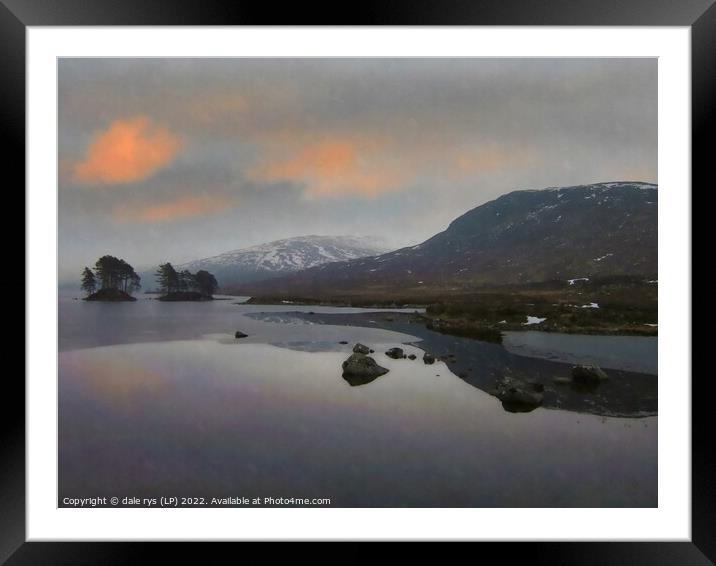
<box><xmin>113</xmin><ymin>195</ymin><xmax>231</xmax><ymax>224</ymax></box>
<box><xmin>73</xmin><ymin>116</ymin><xmax>181</xmax><ymax>185</ymax></box>
<box><xmin>249</xmin><ymin>137</ymin><xmax>407</xmax><ymax>198</ymax></box>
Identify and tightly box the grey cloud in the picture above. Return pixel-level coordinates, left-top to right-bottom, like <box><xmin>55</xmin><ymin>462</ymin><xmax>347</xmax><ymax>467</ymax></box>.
<box><xmin>58</xmin><ymin>58</ymin><xmax>656</xmax><ymax>281</ymax></box>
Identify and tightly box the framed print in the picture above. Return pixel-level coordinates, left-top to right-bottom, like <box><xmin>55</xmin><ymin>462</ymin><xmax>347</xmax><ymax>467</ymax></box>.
<box><xmin>5</xmin><ymin>0</ymin><xmax>707</xmax><ymax>562</ymax></box>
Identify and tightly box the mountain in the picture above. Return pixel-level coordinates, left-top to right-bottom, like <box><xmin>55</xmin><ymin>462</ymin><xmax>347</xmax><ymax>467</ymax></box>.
<box><xmin>235</xmin><ymin>182</ymin><xmax>657</xmax><ymax>298</ymax></box>
<box><xmin>147</xmin><ymin>235</ymin><xmax>390</xmax><ymax>289</ymax></box>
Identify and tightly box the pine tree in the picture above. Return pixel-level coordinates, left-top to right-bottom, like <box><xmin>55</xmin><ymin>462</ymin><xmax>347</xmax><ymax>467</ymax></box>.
<box><xmin>179</xmin><ymin>270</ymin><xmax>197</xmax><ymax>292</ymax></box>
<box><xmin>195</xmin><ymin>270</ymin><xmax>219</xmax><ymax>297</ymax></box>
<box><xmin>129</xmin><ymin>272</ymin><xmax>141</xmax><ymax>294</ymax></box>
<box><xmin>92</xmin><ymin>255</ymin><xmax>140</xmax><ymax>294</ymax></box>
<box><xmin>80</xmin><ymin>267</ymin><xmax>96</xmax><ymax>296</ymax></box>
<box><xmin>155</xmin><ymin>263</ymin><xmax>179</xmax><ymax>294</ymax></box>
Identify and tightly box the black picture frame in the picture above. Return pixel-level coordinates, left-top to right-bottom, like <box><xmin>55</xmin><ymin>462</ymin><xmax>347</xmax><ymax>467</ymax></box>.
<box><xmin>5</xmin><ymin>0</ymin><xmax>705</xmax><ymax>562</ymax></box>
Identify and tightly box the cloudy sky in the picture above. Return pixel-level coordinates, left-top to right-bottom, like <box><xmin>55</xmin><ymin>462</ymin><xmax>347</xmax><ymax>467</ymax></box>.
<box><xmin>58</xmin><ymin>58</ymin><xmax>656</xmax><ymax>281</ymax></box>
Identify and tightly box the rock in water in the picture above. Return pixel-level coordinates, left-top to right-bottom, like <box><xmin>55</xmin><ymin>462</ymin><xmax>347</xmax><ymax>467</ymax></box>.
<box><xmin>423</xmin><ymin>352</ymin><xmax>436</xmax><ymax>365</ymax></box>
<box><xmin>408</xmin><ymin>354</ymin><xmax>417</xmax><ymax>360</ymax></box>
<box><xmin>494</xmin><ymin>376</ymin><xmax>544</xmax><ymax>413</ymax></box>
<box><xmin>235</xmin><ymin>331</ymin><xmax>248</xmax><ymax>339</ymax></box>
<box><xmin>353</xmin><ymin>343</ymin><xmax>370</xmax><ymax>355</ymax></box>
<box><xmin>341</xmin><ymin>353</ymin><xmax>389</xmax><ymax>386</ymax></box>
<box><xmin>571</xmin><ymin>365</ymin><xmax>608</xmax><ymax>384</ymax></box>
<box><xmin>386</xmin><ymin>347</ymin><xmax>405</xmax><ymax>359</ymax></box>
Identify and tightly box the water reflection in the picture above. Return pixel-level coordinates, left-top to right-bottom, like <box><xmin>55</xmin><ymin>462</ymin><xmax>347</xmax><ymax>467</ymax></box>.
<box><xmin>264</xmin><ymin>311</ymin><xmax>658</xmax><ymax>418</ymax></box>
<box><xmin>59</xmin><ymin>338</ymin><xmax>657</xmax><ymax>507</ymax></box>
<box><xmin>58</xmin><ymin>295</ymin><xmax>657</xmax><ymax>507</ymax></box>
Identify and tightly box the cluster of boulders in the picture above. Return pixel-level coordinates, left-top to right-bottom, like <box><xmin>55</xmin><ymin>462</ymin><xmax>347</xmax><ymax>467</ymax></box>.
<box><xmin>341</xmin><ymin>343</ymin><xmax>389</xmax><ymax>385</ymax></box>
<box><xmin>493</xmin><ymin>364</ymin><xmax>610</xmax><ymax>413</ymax></box>
<box><xmin>340</xmin><ymin>342</ymin><xmax>440</xmax><ymax>386</ymax></box>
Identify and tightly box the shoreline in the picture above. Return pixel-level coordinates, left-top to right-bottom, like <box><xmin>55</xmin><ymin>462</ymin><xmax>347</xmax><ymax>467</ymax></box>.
<box><xmin>243</xmin><ymin>297</ymin><xmax>657</xmax><ymax>337</ymax></box>
<box><xmin>255</xmin><ymin>309</ymin><xmax>657</xmax><ymax>419</ymax></box>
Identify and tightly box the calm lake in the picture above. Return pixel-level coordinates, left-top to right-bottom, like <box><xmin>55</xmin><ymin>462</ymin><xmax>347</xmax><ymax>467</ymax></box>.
<box><xmin>58</xmin><ymin>293</ymin><xmax>657</xmax><ymax>507</ymax></box>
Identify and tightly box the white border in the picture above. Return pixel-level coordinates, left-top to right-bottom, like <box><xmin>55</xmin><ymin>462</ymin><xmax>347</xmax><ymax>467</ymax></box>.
<box><xmin>27</xmin><ymin>27</ymin><xmax>691</xmax><ymax>541</ymax></box>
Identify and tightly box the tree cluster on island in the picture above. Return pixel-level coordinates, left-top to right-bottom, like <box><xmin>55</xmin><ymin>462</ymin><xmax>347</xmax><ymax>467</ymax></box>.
<box><xmin>154</xmin><ymin>262</ymin><xmax>219</xmax><ymax>301</ymax></box>
<box><xmin>81</xmin><ymin>255</ymin><xmax>140</xmax><ymax>301</ymax></box>
<box><xmin>80</xmin><ymin>256</ymin><xmax>219</xmax><ymax>302</ymax></box>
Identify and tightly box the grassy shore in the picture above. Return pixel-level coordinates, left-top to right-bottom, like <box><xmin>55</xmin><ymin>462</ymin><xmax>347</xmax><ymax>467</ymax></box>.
<box><xmin>243</xmin><ymin>277</ymin><xmax>657</xmax><ymax>337</ymax></box>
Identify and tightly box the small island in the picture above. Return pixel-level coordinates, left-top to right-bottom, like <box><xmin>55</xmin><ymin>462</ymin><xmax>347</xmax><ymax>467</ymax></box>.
<box><xmin>79</xmin><ymin>257</ymin><xmax>219</xmax><ymax>302</ymax></box>
<box><xmin>81</xmin><ymin>255</ymin><xmax>140</xmax><ymax>301</ymax></box>
<box><xmin>154</xmin><ymin>262</ymin><xmax>218</xmax><ymax>301</ymax></box>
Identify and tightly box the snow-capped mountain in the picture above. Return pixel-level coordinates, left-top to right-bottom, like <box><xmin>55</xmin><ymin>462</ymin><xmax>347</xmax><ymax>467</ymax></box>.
<box><xmin>235</xmin><ymin>182</ymin><xmax>658</xmax><ymax>297</ymax></box>
<box><xmin>170</xmin><ymin>235</ymin><xmax>390</xmax><ymax>288</ymax></box>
